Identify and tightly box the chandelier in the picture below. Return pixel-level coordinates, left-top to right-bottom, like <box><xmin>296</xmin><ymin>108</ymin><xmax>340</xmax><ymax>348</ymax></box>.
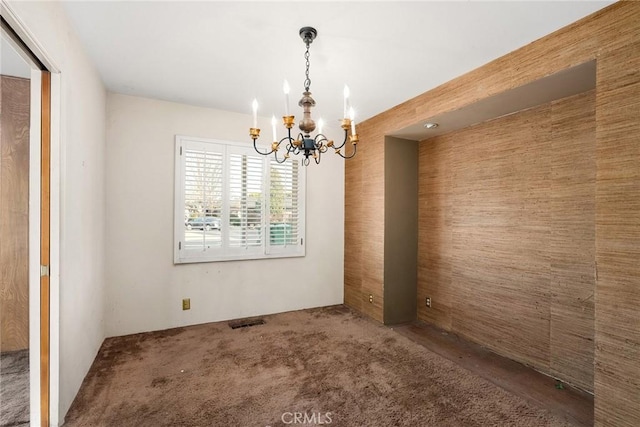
<box><xmin>249</xmin><ymin>27</ymin><xmax>358</xmax><ymax>165</ymax></box>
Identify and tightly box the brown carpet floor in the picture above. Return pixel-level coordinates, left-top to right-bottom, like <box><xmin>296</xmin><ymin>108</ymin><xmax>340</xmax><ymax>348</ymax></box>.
<box><xmin>0</xmin><ymin>349</ymin><xmax>30</xmax><ymax>427</ymax></box>
<box><xmin>65</xmin><ymin>306</ymin><xmax>572</xmax><ymax>426</ymax></box>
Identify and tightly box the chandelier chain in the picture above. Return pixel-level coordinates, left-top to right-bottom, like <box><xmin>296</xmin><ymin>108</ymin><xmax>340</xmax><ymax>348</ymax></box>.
<box><xmin>304</xmin><ymin>42</ymin><xmax>311</xmax><ymax>92</ymax></box>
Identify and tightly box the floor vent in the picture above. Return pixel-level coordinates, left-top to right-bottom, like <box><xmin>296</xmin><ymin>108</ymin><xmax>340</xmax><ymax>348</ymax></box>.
<box><xmin>228</xmin><ymin>318</ymin><xmax>265</xmax><ymax>329</ymax></box>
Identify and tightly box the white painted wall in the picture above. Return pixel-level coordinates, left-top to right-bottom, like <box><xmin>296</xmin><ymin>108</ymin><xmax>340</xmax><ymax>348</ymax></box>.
<box><xmin>6</xmin><ymin>1</ymin><xmax>107</xmax><ymax>424</ymax></box>
<box><xmin>105</xmin><ymin>93</ymin><xmax>344</xmax><ymax>337</ymax></box>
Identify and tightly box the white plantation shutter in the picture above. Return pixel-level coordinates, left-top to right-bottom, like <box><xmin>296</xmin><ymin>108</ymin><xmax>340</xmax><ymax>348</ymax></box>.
<box><xmin>182</xmin><ymin>141</ymin><xmax>224</xmax><ymax>257</ymax></box>
<box><xmin>268</xmin><ymin>159</ymin><xmax>300</xmax><ymax>252</ymax></box>
<box><xmin>175</xmin><ymin>135</ymin><xmax>305</xmax><ymax>263</ymax></box>
<box><xmin>227</xmin><ymin>149</ymin><xmax>263</xmax><ymax>254</ymax></box>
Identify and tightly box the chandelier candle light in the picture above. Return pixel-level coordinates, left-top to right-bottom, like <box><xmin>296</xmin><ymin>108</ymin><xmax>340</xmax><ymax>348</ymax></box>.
<box><xmin>249</xmin><ymin>26</ymin><xmax>358</xmax><ymax>165</ymax></box>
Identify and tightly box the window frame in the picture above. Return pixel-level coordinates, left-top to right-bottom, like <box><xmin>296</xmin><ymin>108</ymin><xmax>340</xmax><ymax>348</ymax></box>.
<box><xmin>174</xmin><ymin>135</ymin><xmax>306</xmax><ymax>264</ymax></box>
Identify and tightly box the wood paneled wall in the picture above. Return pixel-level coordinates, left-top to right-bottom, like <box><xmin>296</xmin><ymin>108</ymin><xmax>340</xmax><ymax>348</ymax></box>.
<box><xmin>345</xmin><ymin>119</ymin><xmax>385</xmax><ymax>322</ymax></box>
<box><xmin>594</xmin><ymin>40</ymin><xmax>640</xmax><ymax>426</ymax></box>
<box><xmin>0</xmin><ymin>75</ymin><xmax>31</xmax><ymax>352</ymax></box>
<box><xmin>550</xmin><ymin>92</ymin><xmax>596</xmax><ymax>391</ymax></box>
<box><xmin>417</xmin><ymin>91</ymin><xmax>595</xmax><ymax>391</ymax></box>
<box><xmin>344</xmin><ymin>3</ymin><xmax>640</xmax><ymax>425</ymax></box>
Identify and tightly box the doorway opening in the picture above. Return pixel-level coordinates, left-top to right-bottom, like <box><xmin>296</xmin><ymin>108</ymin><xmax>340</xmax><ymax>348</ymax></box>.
<box><xmin>1</xmin><ymin>14</ymin><xmax>52</xmax><ymax>426</ymax></box>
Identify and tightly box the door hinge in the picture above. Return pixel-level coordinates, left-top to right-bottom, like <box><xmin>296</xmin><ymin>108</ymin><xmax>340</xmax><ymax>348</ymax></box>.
<box><xmin>179</xmin><ymin>241</ymin><xmax>182</xmax><ymax>250</ymax></box>
<box><xmin>180</xmin><ymin>146</ymin><xmax>183</xmax><ymax>155</ymax></box>
<box><xmin>40</xmin><ymin>265</ymin><xmax>50</xmax><ymax>277</ymax></box>
<box><xmin>301</xmin><ymin>238</ymin><xmax>303</xmax><ymax>245</ymax></box>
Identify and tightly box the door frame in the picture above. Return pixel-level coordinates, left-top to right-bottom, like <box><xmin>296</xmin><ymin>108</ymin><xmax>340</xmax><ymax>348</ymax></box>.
<box><xmin>40</xmin><ymin>69</ymin><xmax>51</xmax><ymax>427</ymax></box>
<box><xmin>1</xmin><ymin>2</ymin><xmax>60</xmax><ymax>425</ymax></box>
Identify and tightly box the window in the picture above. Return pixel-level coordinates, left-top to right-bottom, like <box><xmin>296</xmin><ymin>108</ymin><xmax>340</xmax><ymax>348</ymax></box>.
<box><xmin>174</xmin><ymin>135</ymin><xmax>305</xmax><ymax>263</ymax></box>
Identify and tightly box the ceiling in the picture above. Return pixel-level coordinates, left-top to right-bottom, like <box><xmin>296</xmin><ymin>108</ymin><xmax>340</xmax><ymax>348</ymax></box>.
<box><xmin>392</xmin><ymin>60</ymin><xmax>596</xmax><ymax>140</ymax></box>
<box><xmin>61</xmin><ymin>1</ymin><xmax>613</xmax><ymax>132</ymax></box>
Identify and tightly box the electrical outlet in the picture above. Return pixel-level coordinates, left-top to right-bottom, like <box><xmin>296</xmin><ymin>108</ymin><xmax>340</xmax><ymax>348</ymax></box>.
<box><xmin>425</xmin><ymin>297</ymin><xmax>431</xmax><ymax>308</ymax></box>
<box><xmin>369</xmin><ymin>294</ymin><xmax>373</xmax><ymax>304</ymax></box>
<box><xmin>182</xmin><ymin>298</ymin><xmax>191</xmax><ymax>310</ymax></box>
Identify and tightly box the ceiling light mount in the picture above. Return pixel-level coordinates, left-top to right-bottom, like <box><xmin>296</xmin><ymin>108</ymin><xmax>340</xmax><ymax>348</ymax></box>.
<box><xmin>249</xmin><ymin>27</ymin><xmax>358</xmax><ymax>165</ymax></box>
<box><xmin>424</xmin><ymin>122</ymin><xmax>439</xmax><ymax>129</ymax></box>
<box><xmin>299</xmin><ymin>27</ymin><xmax>317</xmax><ymax>45</ymax></box>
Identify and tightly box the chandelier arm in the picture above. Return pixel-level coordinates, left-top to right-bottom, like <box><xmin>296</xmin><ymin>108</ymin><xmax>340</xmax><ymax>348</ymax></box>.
<box><xmin>282</xmin><ymin>129</ymin><xmax>296</xmax><ymax>155</ymax></box>
<box><xmin>275</xmin><ymin>141</ymin><xmax>290</xmax><ymax>163</ymax></box>
<box><xmin>331</xmin><ymin>129</ymin><xmax>350</xmax><ymax>151</ymax></box>
<box><xmin>253</xmin><ymin>138</ymin><xmax>278</xmax><ymax>156</ymax></box>
<box><xmin>297</xmin><ymin>132</ymin><xmax>306</xmax><ymax>150</ymax></box>
<box><xmin>289</xmin><ymin>139</ymin><xmax>300</xmax><ymax>155</ymax></box>
<box><xmin>313</xmin><ymin>134</ymin><xmax>329</xmax><ymax>153</ymax></box>
<box><xmin>335</xmin><ymin>143</ymin><xmax>357</xmax><ymax>159</ymax></box>
<box><xmin>274</xmin><ymin>151</ymin><xmax>288</xmax><ymax>164</ymax></box>
<box><xmin>313</xmin><ymin>135</ymin><xmax>323</xmax><ymax>150</ymax></box>
<box><xmin>273</xmin><ymin>149</ymin><xmax>282</xmax><ymax>162</ymax></box>
<box><xmin>279</xmin><ymin>136</ymin><xmax>291</xmax><ymax>147</ymax></box>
